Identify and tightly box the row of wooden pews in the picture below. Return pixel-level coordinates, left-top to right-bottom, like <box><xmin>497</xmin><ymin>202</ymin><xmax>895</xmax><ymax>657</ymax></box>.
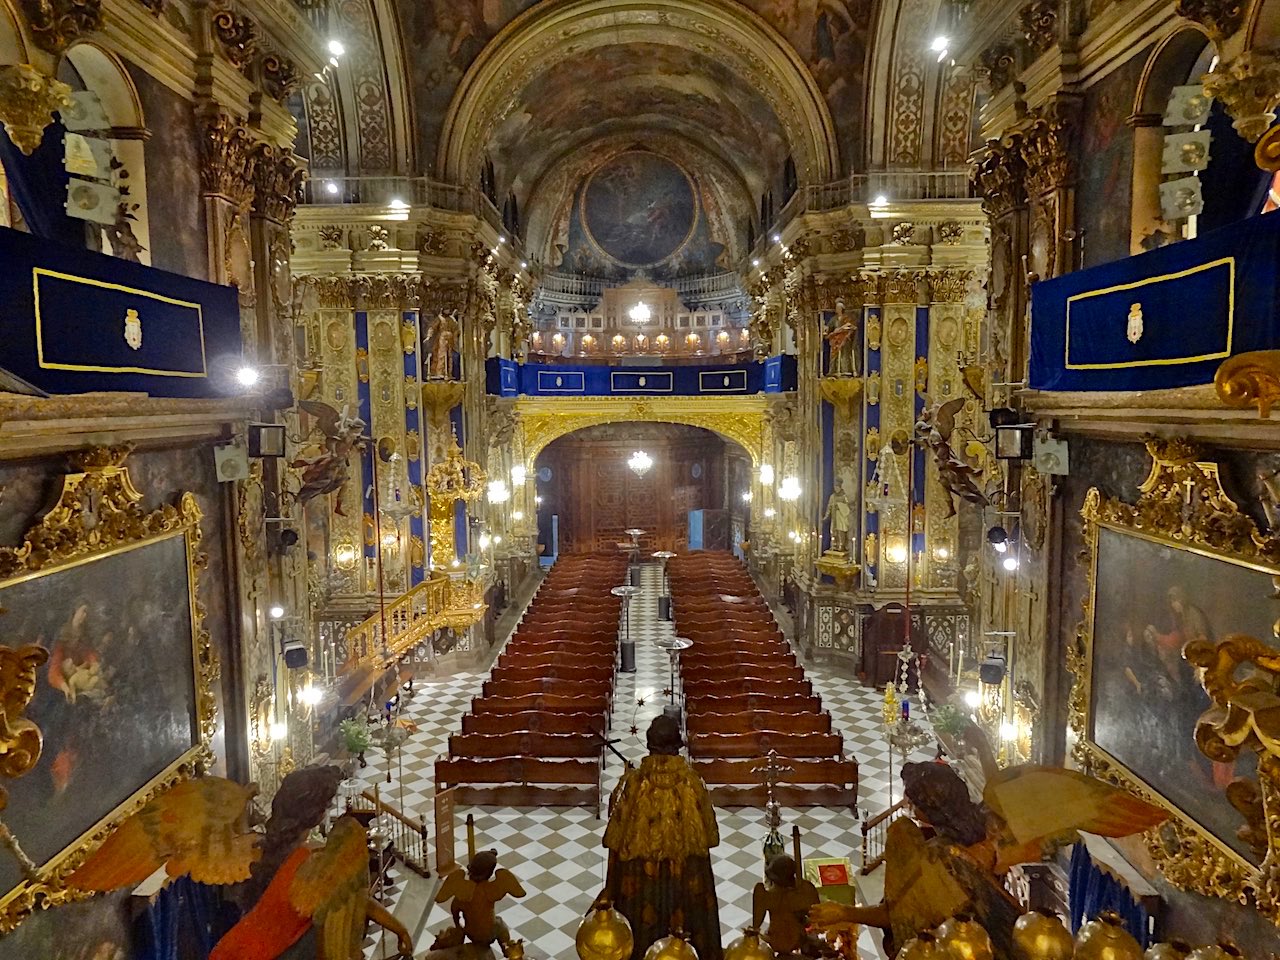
<box><xmin>669</xmin><ymin>552</ymin><xmax>860</xmax><ymax>809</ymax></box>
<box><xmin>434</xmin><ymin>553</ymin><xmax>628</xmax><ymax>815</ymax></box>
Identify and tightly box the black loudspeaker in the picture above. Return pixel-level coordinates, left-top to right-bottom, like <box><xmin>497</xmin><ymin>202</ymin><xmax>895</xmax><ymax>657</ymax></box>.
<box><xmin>619</xmin><ymin>640</ymin><xmax>636</xmax><ymax>673</ymax></box>
<box><xmin>658</xmin><ymin>596</ymin><xmax>672</xmax><ymax>620</ymax></box>
<box><xmin>979</xmin><ymin>655</ymin><xmax>1006</xmax><ymax>685</ymax></box>
<box><xmin>283</xmin><ymin>640</ymin><xmax>309</xmax><ymax>669</ymax></box>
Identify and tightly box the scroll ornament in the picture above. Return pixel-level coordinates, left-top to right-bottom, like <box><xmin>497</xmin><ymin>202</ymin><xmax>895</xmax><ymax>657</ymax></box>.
<box><xmin>0</xmin><ymin>64</ymin><xmax>72</xmax><ymax>156</ymax></box>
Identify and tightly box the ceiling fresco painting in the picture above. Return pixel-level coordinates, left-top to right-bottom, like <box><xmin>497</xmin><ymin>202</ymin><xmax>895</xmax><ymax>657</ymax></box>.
<box><xmin>582</xmin><ymin>153</ymin><xmax>698</xmax><ymax>268</ymax></box>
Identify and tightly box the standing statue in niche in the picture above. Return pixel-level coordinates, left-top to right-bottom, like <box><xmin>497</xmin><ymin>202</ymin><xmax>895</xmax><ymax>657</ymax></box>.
<box><xmin>824</xmin><ymin>299</ymin><xmax>859</xmax><ymax>377</ymax></box>
<box><xmin>823</xmin><ymin>478</ymin><xmax>852</xmax><ymax>555</ymax></box>
<box><xmin>425</xmin><ymin>311</ymin><xmax>461</xmax><ymax>380</ymax></box>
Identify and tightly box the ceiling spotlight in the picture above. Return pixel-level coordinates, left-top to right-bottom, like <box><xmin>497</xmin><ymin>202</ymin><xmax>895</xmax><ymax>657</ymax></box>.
<box><xmin>328</xmin><ymin>39</ymin><xmax>346</xmax><ymax>57</ymax></box>
<box><xmin>752</xmin><ymin>259</ymin><xmax>761</xmax><ymax>267</ymax></box>
<box><xmin>329</xmin><ymin>56</ymin><xmax>339</xmax><ymax>67</ymax></box>
<box><xmin>324</xmin><ymin>181</ymin><xmax>340</xmax><ymax>196</ymax></box>
<box><xmin>930</xmin><ymin>36</ymin><xmax>950</xmax><ymax>52</ymax></box>
<box><xmin>236</xmin><ymin>366</ymin><xmax>260</xmax><ymax>387</ymax></box>
<box><xmin>987</xmin><ymin>526</ymin><xmax>1009</xmax><ymax>553</ymax></box>
<box><xmin>269</xmin><ymin>604</ymin><xmax>285</xmax><ymax>619</ymax></box>
<box><xmin>772</xmin><ymin>233</ymin><xmax>782</xmax><ymax>243</ymax></box>
<box><xmin>1002</xmin><ymin>555</ymin><xmax>1019</xmax><ymax>572</ymax></box>
<box><xmin>498</xmin><ymin>236</ymin><xmax>506</xmax><ymax>244</ymax></box>
<box><xmin>535</xmin><ymin>495</ymin><xmax>543</xmax><ymax>505</ymax></box>
<box><xmin>521</xmin><ymin>261</ymin><xmax>528</xmax><ymax>269</ymax></box>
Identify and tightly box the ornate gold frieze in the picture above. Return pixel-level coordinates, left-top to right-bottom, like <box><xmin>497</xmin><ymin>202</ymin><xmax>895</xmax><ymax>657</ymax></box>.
<box><xmin>1070</xmin><ymin>438</ymin><xmax>1280</xmax><ymax>918</ymax></box>
<box><xmin>879</xmin><ymin>271</ymin><xmax>924</xmax><ymax>305</ymax></box>
<box><xmin>0</xmin><ymin>65</ymin><xmax>72</xmax><ymax>156</ymax></box>
<box><xmin>1216</xmin><ymin>350</ymin><xmax>1280</xmax><ymax>418</ymax></box>
<box><xmin>928</xmin><ymin>270</ymin><xmax>972</xmax><ymax>304</ymax></box>
<box><xmin>19</xmin><ymin>0</ymin><xmax>101</xmax><ymax>53</ymax></box>
<box><xmin>1175</xmin><ymin>0</ymin><xmax>1244</xmax><ymax>41</ymax></box>
<box><xmin>250</xmin><ymin>143</ymin><xmax>304</xmax><ymax>223</ymax></box>
<box><xmin>199</xmin><ymin>112</ymin><xmax>256</xmax><ymax>207</ymax></box>
<box><xmin>1203</xmin><ymin>51</ymin><xmax>1280</xmax><ymax>143</ymax></box>
<box><xmin>211</xmin><ymin>5</ymin><xmax>259</xmax><ymax>70</ymax></box>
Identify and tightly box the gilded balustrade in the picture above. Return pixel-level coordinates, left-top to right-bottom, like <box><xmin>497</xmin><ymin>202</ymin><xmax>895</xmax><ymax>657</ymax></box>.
<box><xmin>342</xmin><ymin>573</ymin><xmax>486</xmax><ymax>670</ymax></box>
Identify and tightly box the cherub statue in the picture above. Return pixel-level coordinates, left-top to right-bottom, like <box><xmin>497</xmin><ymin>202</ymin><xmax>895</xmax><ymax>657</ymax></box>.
<box><xmin>915</xmin><ymin>398</ymin><xmax>988</xmax><ymax>518</ymax></box>
<box><xmin>290</xmin><ymin>401</ymin><xmax>367</xmax><ymax>516</ymax></box>
<box><xmin>752</xmin><ymin>854</ymin><xmax>819</xmax><ymax>954</ymax></box>
<box><xmin>434</xmin><ymin>849</ymin><xmax>527</xmax><ymax>947</ymax></box>
<box><xmin>824</xmin><ymin>299</ymin><xmax>858</xmax><ymax>377</ymax></box>
<box><xmin>64</xmin><ymin>767</ymin><xmax>415</xmax><ymax>960</ymax></box>
<box><xmin>425</xmin><ymin>311</ymin><xmax>462</xmax><ymax>380</ymax></box>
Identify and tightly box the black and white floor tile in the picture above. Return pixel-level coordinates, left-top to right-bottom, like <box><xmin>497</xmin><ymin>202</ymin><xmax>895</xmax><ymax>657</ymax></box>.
<box><xmin>355</xmin><ymin>562</ymin><xmax>933</xmax><ymax>959</ymax></box>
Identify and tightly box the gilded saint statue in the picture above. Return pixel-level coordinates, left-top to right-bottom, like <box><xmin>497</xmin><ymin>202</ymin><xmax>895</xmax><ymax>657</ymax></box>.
<box><xmin>751</xmin><ymin>855</ymin><xmax>819</xmax><ymax>955</ymax></box>
<box><xmin>823</xmin><ymin>478</ymin><xmax>852</xmax><ymax>555</ymax></box>
<box><xmin>824</xmin><ymin>299</ymin><xmax>858</xmax><ymax>377</ymax></box>
<box><xmin>425</xmin><ymin>311</ymin><xmax>461</xmax><ymax>381</ymax></box>
<box><xmin>602</xmin><ymin>716</ymin><xmax>723</xmax><ymax>960</ymax></box>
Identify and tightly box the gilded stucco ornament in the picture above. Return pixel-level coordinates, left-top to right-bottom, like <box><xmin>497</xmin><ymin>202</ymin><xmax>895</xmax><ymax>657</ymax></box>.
<box><xmin>1203</xmin><ymin>51</ymin><xmax>1280</xmax><ymax>143</ymax></box>
<box><xmin>1175</xmin><ymin>0</ymin><xmax>1244</xmax><ymax>41</ymax></box>
<box><xmin>251</xmin><ymin>143</ymin><xmax>305</xmax><ymax>223</ymax></box>
<box><xmin>1070</xmin><ymin>439</ymin><xmax>1280</xmax><ymax>919</ymax></box>
<box><xmin>0</xmin><ymin>65</ymin><xmax>72</xmax><ymax>156</ymax></box>
<box><xmin>199</xmin><ymin>112</ymin><xmax>257</xmax><ymax>207</ymax></box>
<box><xmin>211</xmin><ymin>5</ymin><xmax>259</xmax><ymax>70</ymax></box>
<box><xmin>970</xmin><ymin>134</ymin><xmax>1028</xmax><ymax>218</ymax></box>
<box><xmin>1019</xmin><ymin>0</ymin><xmax>1058</xmax><ymax>54</ymax></box>
<box><xmin>18</xmin><ymin>0</ymin><xmax>101</xmax><ymax>53</ymax></box>
<box><xmin>1215</xmin><ymin>351</ymin><xmax>1280</xmax><ymax>418</ymax></box>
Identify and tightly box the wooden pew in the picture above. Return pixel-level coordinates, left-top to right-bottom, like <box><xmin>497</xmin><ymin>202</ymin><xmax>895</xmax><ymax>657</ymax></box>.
<box><xmin>482</xmin><ymin>678</ymin><xmax>613</xmax><ymax>700</ymax></box>
<box><xmin>684</xmin><ymin>710</ymin><xmax>831</xmax><ymax>736</ymax></box>
<box><xmin>686</xmin><ymin>731</ymin><xmax>844</xmax><ymax>759</ymax></box>
<box><xmin>693</xmin><ymin>757</ymin><xmax>859</xmax><ymax>809</ymax></box>
<box><xmin>448</xmin><ymin>731</ymin><xmax>602</xmax><ymax>759</ymax></box>
<box><xmin>462</xmin><ymin>711</ymin><xmax>607</xmax><ymax>737</ymax></box>
<box><xmin>435</xmin><ymin>756</ymin><xmax>603</xmax><ymax>816</ymax></box>
<box><xmin>491</xmin><ymin>664</ymin><xmax>615</xmax><ymax>685</ymax></box>
<box><xmin>681</xmin><ymin>663</ymin><xmax>806</xmax><ymax>684</ymax></box>
<box><xmin>680</xmin><ymin>651</ymin><xmax>797</xmax><ymax>670</ymax></box>
<box><xmin>682</xmin><ymin>677</ymin><xmax>811</xmax><ymax>698</ymax></box>
<box><xmin>498</xmin><ymin>652</ymin><xmax>615</xmax><ymax>672</ymax></box>
<box><xmin>471</xmin><ymin>693</ymin><xmax>612</xmax><ymax>714</ymax></box>
<box><xmin>684</xmin><ymin>693</ymin><xmax>823</xmax><ymax>714</ymax></box>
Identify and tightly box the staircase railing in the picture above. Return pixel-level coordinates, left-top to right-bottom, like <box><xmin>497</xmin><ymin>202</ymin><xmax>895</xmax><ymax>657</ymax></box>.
<box><xmin>347</xmin><ymin>788</ymin><xmax>432</xmax><ymax>878</ymax></box>
<box><xmin>860</xmin><ymin>797</ymin><xmax>910</xmax><ymax>874</ymax></box>
<box><xmin>343</xmin><ymin>575</ymin><xmax>487</xmax><ymax>671</ymax></box>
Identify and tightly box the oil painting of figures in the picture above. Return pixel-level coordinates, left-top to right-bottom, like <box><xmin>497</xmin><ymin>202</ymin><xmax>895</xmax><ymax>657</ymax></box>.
<box><xmin>583</xmin><ymin>153</ymin><xmax>697</xmax><ymax>267</ymax></box>
<box><xmin>1089</xmin><ymin>526</ymin><xmax>1273</xmax><ymax>863</ymax></box>
<box><xmin>0</xmin><ymin>533</ymin><xmax>198</xmax><ymax>899</ymax></box>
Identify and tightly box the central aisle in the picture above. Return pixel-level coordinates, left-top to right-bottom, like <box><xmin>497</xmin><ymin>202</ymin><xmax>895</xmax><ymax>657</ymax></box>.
<box><xmin>389</xmin><ymin>562</ymin><xmax>932</xmax><ymax>957</ymax></box>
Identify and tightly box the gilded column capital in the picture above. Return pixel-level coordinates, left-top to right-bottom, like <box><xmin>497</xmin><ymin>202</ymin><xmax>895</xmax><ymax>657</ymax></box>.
<box><xmin>1203</xmin><ymin>50</ymin><xmax>1280</xmax><ymax>143</ymax></box>
<box><xmin>200</xmin><ymin>112</ymin><xmax>256</xmax><ymax>207</ymax></box>
<box><xmin>881</xmin><ymin>270</ymin><xmax>925</xmax><ymax>305</ymax></box>
<box><xmin>211</xmin><ymin>5</ymin><xmax>259</xmax><ymax>71</ymax></box>
<box><xmin>970</xmin><ymin>133</ymin><xmax>1028</xmax><ymax>218</ymax></box>
<box><xmin>296</xmin><ymin>275</ymin><xmax>353</xmax><ymax>309</ymax></box>
<box><xmin>18</xmin><ymin>0</ymin><xmax>101</xmax><ymax>54</ymax></box>
<box><xmin>0</xmin><ymin>64</ymin><xmax>72</xmax><ymax>156</ymax></box>
<box><xmin>976</xmin><ymin>42</ymin><xmax>1017</xmax><ymax>95</ymax></box>
<box><xmin>261</xmin><ymin>52</ymin><xmax>301</xmax><ymax>103</ymax></box>
<box><xmin>1022</xmin><ymin>97</ymin><xmax>1081</xmax><ymax>195</ymax></box>
<box><xmin>813</xmin><ymin>277</ymin><xmax>863</xmax><ymax>312</ymax></box>
<box><xmin>1019</xmin><ymin>0</ymin><xmax>1058</xmax><ymax>56</ymax></box>
<box><xmin>1175</xmin><ymin>0</ymin><xmax>1244</xmax><ymax>42</ymax></box>
<box><xmin>250</xmin><ymin>142</ymin><xmax>305</xmax><ymax>222</ymax></box>
<box><xmin>927</xmin><ymin>270</ymin><xmax>973</xmax><ymax>303</ymax></box>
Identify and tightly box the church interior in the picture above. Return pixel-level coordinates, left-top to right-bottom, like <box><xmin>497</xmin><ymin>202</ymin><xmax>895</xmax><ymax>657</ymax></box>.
<box><xmin>3</xmin><ymin>0</ymin><xmax>1280</xmax><ymax>956</ymax></box>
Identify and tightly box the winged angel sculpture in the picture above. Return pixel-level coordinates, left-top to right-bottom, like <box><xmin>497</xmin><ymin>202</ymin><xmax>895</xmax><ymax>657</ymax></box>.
<box><xmin>916</xmin><ymin>397</ymin><xmax>989</xmax><ymax>519</ymax></box>
<box><xmin>288</xmin><ymin>401</ymin><xmax>368</xmax><ymax>516</ymax></box>
<box><xmin>62</xmin><ymin>765</ymin><xmax>414</xmax><ymax>960</ymax></box>
<box><xmin>808</xmin><ymin>724</ymin><xmax>1166</xmax><ymax>957</ymax></box>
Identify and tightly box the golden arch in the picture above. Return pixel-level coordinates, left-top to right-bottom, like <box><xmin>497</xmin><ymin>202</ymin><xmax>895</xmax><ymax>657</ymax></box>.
<box><xmin>516</xmin><ymin>396</ymin><xmax>766</xmax><ymax>471</ymax></box>
<box><xmin>437</xmin><ymin>0</ymin><xmax>840</xmax><ymax>186</ymax></box>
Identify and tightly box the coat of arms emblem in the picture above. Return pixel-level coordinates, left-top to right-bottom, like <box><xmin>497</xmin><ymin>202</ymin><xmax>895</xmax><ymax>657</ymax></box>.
<box><xmin>123</xmin><ymin>308</ymin><xmax>142</xmax><ymax>350</ymax></box>
<box><xmin>1126</xmin><ymin>302</ymin><xmax>1144</xmax><ymax>345</ymax></box>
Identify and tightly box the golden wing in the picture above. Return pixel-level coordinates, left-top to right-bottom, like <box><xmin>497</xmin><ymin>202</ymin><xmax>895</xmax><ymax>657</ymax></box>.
<box><xmin>299</xmin><ymin>401</ymin><xmax>343</xmax><ymax>439</ymax></box>
<box><xmin>983</xmin><ymin>765</ymin><xmax>1168</xmax><ymax>872</ymax></box>
<box><xmin>493</xmin><ymin>867</ymin><xmax>527</xmax><ymax>901</ymax></box>
<box><xmin>960</xmin><ymin>365</ymin><xmax>986</xmax><ymax>401</ymax></box>
<box><xmin>882</xmin><ymin>818</ymin><xmax>970</xmax><ymax>943</ymax></box>
<box><xmin>0</xmin><ymin>644</ymin><xmax>50</xmax><ymax>782</ymax></box>
<box><xmin>434</xmin><ymin>866</ymin><xmax>470</xmax><ymax>905</ymax></box>
<box><xmin>68</xmin><ymin>777</ymin><xmax>260</xmax><ymax>892</ymax></box>
<box><xmin>289</xmin><ymin>816</ymin><xmax>370</xmax><ymax>960</ymax></box>
<box><xmin>934</xmin><ymin>398</ymin><xmax>967</xmax><ymax>441</ymax></box>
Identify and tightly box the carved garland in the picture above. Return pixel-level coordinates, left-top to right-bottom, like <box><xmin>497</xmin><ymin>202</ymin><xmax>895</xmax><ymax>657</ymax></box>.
<box><xmin>0</xmin><ymin>447</ymin><xmax>219</xmax><ymax>932</ymax></box>
<box><xmin>1070</xmin><ymin>438</ymin><xmax>1280</xmax><ymax>918</ymax></box>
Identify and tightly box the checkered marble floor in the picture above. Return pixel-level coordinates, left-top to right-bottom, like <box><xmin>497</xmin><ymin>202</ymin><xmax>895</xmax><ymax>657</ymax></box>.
<box><xmin>357</xmin><ymin>562</ymin><xmax>934</xmax><ymax>959</ymax></box>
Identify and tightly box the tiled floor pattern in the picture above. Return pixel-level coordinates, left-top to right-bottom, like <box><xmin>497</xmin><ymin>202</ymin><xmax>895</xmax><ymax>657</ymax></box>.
<box><xmin>352</xmin><ymin>562</ymin><xmax>935</xmax><ymax>958</ymax></box>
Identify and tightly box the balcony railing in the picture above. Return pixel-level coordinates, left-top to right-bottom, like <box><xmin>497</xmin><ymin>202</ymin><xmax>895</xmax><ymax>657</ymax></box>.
<box><xmin>341</xmin><ymin>574</ymin><xmax>486</xmax><ymax>671</ymax></box>
<box><xmin>300</xmin><ymin>176</ymin><xmax>481</xmax><ymax>215</ymax></box>
<box><xmin>535</xmin><ymin>270</ymin><xmax>746</xmax><ymax>307</ymax></box>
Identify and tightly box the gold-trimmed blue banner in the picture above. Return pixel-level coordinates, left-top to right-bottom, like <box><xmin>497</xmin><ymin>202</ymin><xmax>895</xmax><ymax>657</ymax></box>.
<box><xmin>1031</xmin><ymin>215</ymin><xmax>1280</xmax><ymax>391</ymax></box>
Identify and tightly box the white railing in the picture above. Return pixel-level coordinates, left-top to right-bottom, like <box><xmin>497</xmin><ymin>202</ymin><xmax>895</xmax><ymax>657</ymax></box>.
<box><xmin>301</xmin><ymin>176</ymin><xmax>478</xmax><ymax>214</ymax></box>
<box><xmin>535</xmin><ymin>270</ymin><xmax>745</xmax><ymax>306</ymax></box>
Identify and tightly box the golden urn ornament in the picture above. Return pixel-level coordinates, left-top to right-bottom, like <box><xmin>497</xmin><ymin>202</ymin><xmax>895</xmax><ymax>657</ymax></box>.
<box><xmin>1074</xmin><ymin>912</ymin><xmax>1143</xmax><ymax>960</ymax></box>
<box><xmin>936</xmin><ymin>915</ymin><xmax>994</xmax><ymax>960</ymax></box>
<box><xmin>900</xmin><ymin>933</ymin><xmax>945</xmax><ymax>960</ymax></box>
<box><xmin>644</xmin><ymin>931</ymin><xmax>700</xmax><ymax>960</ymax></box>
<box><xmin>1013</xmin><ymin>911</ymin><xmax>1074</xmax><ymax>960</ymax></box>
<box><xmin>1186</xmin><ymin>946</ymin><xmax>1242</xmax><ymax>960</ymax></box>
<box><xmin>1145</xmin><ymin>941</ymin><xmax>1191</xmax><ymax>960</ymax></box>
<box><xmin>576</xmin><ymin>902</ymin><xmax>634</xmax><ymax>960</ymax></box>
<box><xmin>725</xmin><ymin>928</ymin><xmax>776</xmax><ymax>960</ymax></box>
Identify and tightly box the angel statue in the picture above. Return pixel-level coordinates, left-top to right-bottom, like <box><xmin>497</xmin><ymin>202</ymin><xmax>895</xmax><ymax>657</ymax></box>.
<box><xmin>290</xmin><ymin>401</ymin><xmax>367</xmax><ymax>516</ymax></box>
<box><xmin>425</xmin><ymin>311</ymin><xmax>462</xmax><ymax>381</ymax></box>
<box><xmin>808</xmin><ymin>725</ymin><xmax>1166</xmax><ymax>957</ymax></box>
<box><xmin>63</xmin><ymin>765</ymin><xmax>415</xmax><ymax>960</ymax></box>
<box><xmin>824</xmin><ymin>299</ymin><xmax>859</xmax><ymax>377</ymax></box>
<box><xmin>432</xmin><ymin>848</ymin><xmax>527</xmax><ymax>948</ymax></box>
<box><xmin>916</xmin><ymin>398</ymin><xmax>988</xmax><ymax>519</ymax></box>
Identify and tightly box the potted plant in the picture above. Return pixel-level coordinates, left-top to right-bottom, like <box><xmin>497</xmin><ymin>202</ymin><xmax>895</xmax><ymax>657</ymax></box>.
<box><xmin>338</xmin><ymin>716</ymin><xmax>374</xmax><ymax>770</ymax></box>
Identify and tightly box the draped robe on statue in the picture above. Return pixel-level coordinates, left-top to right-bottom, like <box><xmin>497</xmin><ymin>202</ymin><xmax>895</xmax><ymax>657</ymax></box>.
<box><xmin>603</xmin><ymin>753</ymin><xmax>723</xmax><ymax>960</ymax></box>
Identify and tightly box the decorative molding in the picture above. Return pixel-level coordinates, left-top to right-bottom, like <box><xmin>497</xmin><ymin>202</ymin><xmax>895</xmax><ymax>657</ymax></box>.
<box><xmin>937</xmin><ymin>220</ymin><xmax>965</xmax><ymax>245</ymax></box>
<box><xmin>199</xmin><ymin>112</ymin><xmax>256</xmax><ymax>207</ymax></box>
<box><xmin>250</xmin><ymin>142</ymin><xmax>305</xmax><ymax>223</ymax></box>
<box><xmin>261</xmin><ymin>51</ymin><xmax>301</xmax><ymax>103</ymax></box>
<box><xmin>970</xmin><ymin>132</ymin><xmax>1028</xmax><ymax>217</ymax></box>
<box><xmin>1203</xmin><ymin>50</ymin><xmax>1280</xmax><ymax>143</ymax></box>
<box><xmin>1018</xmin><ymin>0</ymin><xmax>1058</xmax><ymax>55</ymax></box>
<box><xmin>928</xmin><ymin>270</ymin><xmax>973</xmax><ymax>303</ymax></box>
<box><xmin>1175</xmin><ymin>0</ymin><xmax>1243</xmax><ymax>41</ymax></box>
<box><xmin>1022</xmin><ymin>97</ymin><xmax>1081</xmax><ymax>195</ymax></box>
<box><xmin>0</xmin><ymin>65</ymin><xmax>73</xmax><ymax>156</ymax></box>
<box><xmin>211</xmin><ymin>5</ymin><xmax>259</xmax><ymax>71</ymax></box>
<box><xmin>18</xmin><ymin>0</ymin><xmax>102</xmax><ymax>53</ymax></box>
<box><xmin>879</xmin><ymin>271</ymin><xmax>925</xmax><ymax>305</ymax></box>
<box><xmin>977</xmin><ymin>41</ymin><xmax>1017</xmax><ymax>94</ymax></box>
<box><xmin>1215</xmin><ymin>350</ymin><xmax>1280</xmax><ymax>418</ymax></box>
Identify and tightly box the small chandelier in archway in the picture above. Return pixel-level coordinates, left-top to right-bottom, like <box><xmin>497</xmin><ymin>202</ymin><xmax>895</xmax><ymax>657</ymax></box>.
<box><xmin>628</xmin><ymin>450</ymin><xmax>653</xmax><ymax>477</ymax></box>
<box><xmin>628</xmin><ymin>302</ymin><xmax>651</xmax><ymax>324</ymax></box>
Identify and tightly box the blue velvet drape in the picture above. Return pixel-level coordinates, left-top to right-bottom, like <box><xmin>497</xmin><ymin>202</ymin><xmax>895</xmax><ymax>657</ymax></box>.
<box><xmin>134</xmin><ymin>877</ymin><xmax>240</xmax><ymax>960</ymax></box>
<box><xmin>0</xmin><ymin>120</ymin><xmax>82</xmax><ymax>247</ymax></box>
<box><xmin>1068</xmin><ymin>843</ymin><xmax>1151</xmax><ymax>946</ymax></box>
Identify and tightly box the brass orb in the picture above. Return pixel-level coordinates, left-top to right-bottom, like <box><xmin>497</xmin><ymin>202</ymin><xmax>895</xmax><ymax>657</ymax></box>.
<box><xmin>900</xmin><ymin>933</ymin><xmax>945</xmax><ymax>960</ymax></box>
<box><xmin>1145</xmin><ymin>940</ymin><xmax>1192</xmax><ymax>960</ymax></box>
<box><xmin>725</xmin><ymin>928</ymin><xmax>776</xmax><ymax>960</ymax></box>
<box><xmin>1013</xmin><ymin>910</ymin><xmax>1074</xmax><ymax>960</ymax></box>
<box><xmin>1075</xmin><ymin>912</ymin><xmax>1144</xmax><ymax>960</ymax></box>
<box><xmin>1187</xmin><ymin>946</ymin><xmax>1243</xmax><ymax>960</ymax></box>
<box><xmin>936</xmin><ymin>915</ymin><xmax>995</xmax><ymax>960</ymax></box>
<box><xmin>644</xmin><ymin>932</ymin><xmax>700</xmax><ymax>960</ymax></box>
<box><xmin>576</xmin><ymin>903</ymin><xmax>634</xmax><ymax>960</ymax></box>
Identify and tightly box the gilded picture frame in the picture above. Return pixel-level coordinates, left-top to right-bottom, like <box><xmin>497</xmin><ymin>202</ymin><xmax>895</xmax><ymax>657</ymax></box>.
<box><xmin>0</xmin><ymin>448</ymin><xmax>218</xmax><ymax>933</ymax></box>
<box><xmin>1070</xmin><ymin>438</ymin><xmax>1280</xmax><ymax>919</ymax></box>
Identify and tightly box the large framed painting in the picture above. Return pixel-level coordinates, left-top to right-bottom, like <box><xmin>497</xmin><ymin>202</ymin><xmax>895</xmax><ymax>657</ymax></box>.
<box><xmin>1072</xmin><ymin>439</ymin><xmax>1280</xmax><ymax>917</ymax></box>
<box><xmin>0</xmin><ymin>449</ymin><xmax>217</xmax><ymax>931</ymax></box>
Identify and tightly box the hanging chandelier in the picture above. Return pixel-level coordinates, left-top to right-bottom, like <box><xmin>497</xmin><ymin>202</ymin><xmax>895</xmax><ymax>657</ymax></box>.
<box><xmin>628</xmin><ymin>450</ymin><xmax>653</xmax><ymax>477</ymax></box>
<box><xmin>628</xmin><ymin>302</ymin><xmax>651</xmax><ymax>324</ymax></box>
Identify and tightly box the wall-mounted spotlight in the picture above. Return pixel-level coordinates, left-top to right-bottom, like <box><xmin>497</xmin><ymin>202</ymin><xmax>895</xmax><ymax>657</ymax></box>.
<box><xmin>986</xmin><ymin>525</ymin><xmax>1009</xmax><ymax>553</ymax></box>
<box><xmin>990</xmin><ymin>407</ymin><xmax>1034</xmax><ymax>460</ymax></box>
